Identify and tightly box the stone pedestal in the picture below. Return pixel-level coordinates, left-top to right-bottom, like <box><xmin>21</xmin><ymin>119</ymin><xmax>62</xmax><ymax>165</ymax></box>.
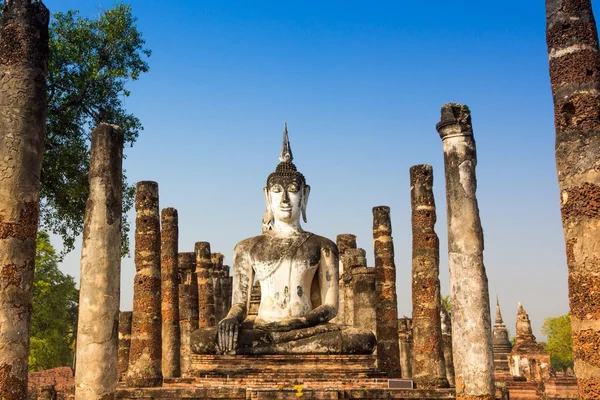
<box><xmin>161</xmin><ymin>208</ymin><xmax>180</xmax><ymax>378</ymax></box>
<box><xmin>195</xmin><ymin>242</ymin><xmax>216</xmax><ymax>327</ymax></box>
<box><xmin>75</xmin><ymin>124</ymin><xmax>124</xmax><ymax>399</ymax></box>
<box><xmin>546</xmin><ymin>1</ymin><xmax>600</xmax><ymax>398</ymax></box>
<box><xmin>119</xmin><ymin>311</ymin><xmax>133</xmax><ymax>382</ymax></box>
<box><xmin>409</xmin><ymin>164</ymin><xmax>448</xmax><ymax>389</ymax></box>
<box><xmin>126</xmin><ymin>181</ymin><xmax>162</xmax><ymax>387</ymax></box>
<box><xmin>437</xmin><ymin>104</ymin><xmax>494</xmax><ymax>400</ymax></box>
<box><xmin>372</xmin><ymin>206</ymin><xmax>401</xmax><ymax>378</ymax></box>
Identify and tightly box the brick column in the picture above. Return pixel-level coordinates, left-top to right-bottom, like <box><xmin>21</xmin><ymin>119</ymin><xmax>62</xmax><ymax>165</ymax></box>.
<box><xmin>161</xmin><ymin>208</ymin><xmax>180</xmax><ymax>378</ymax></box>
<box><xmin>372</xmin><ymin>206</ymin><xmax>401</xmax><ymax>378</ymax></box>
<box><xmin>437</xmin><ymin>104</ymin><xmax>494</xmax><ymax>399</ymax></box>
<box><xmin>0</xmin><ymin>2</ymin><xmax>49</xmax><ymax>398</ymax></box>
<box><xmin>398</xmin><ymin>317</ymin><xmax>413</xmax><ymax>380</ymax></box>
<box><xmin>211</xmin><ymin>253</ymin><xmax>225</xmax><ymax>321</ymax></box>
<box><xmin>75</xmin><ymin>124</ymin><xmax>124</xmax><ymax>399</ymax></box>
<box><xmin>441</xmin><ymin>307</ymin><xmax>455</xmax><ymax>387</ymax></box>
<box><xmin>178</xmin><ymin>252</ymin><xmax>196</xmax><ymax>376</ymax></box>
<box><xmin>336</xmin><ymin>234</ymin><xmax>357</xmax><ymax>324</ymax></box>
<box><xmin>409</xmin><ymin>164</ymin><xmax>448</xmax><ymax>388</ymax></box>
<box><xmin>348</xmin><ymin>249</ymin><xmax>376</xmax><ymax>334</ymax></box>
<box><xmin>546</xmin><ymin>1</ymin><xmax>600</xmax><ymax>398</ymax></box>
<box><xmin>118</xmin><ymin>311</ymin><xmax>133</xmax><ymax>381</ymax></box>
<box><xmin>126</xmin><ymin>181</ymin><xmax>162</xmax><ymax>387</ymax></box>
<box><xmin>196</xmin><ymin>242</ymin><xmax>216</xmax><ymax>327</ymax></box>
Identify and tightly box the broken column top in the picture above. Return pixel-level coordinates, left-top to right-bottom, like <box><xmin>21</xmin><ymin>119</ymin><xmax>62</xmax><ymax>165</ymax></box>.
<box><xmin>135</xmin><ymin>181</ymin><xmax>159</xmax><ymax>206</ymax></box>
<box><xmin>211</xmin><ymin>253</ymin><xmax>224</xmax><ymax>268</ymax></box>
<box><xmin>178</xmin><ymin>252</ymin><xmax>195</xmax><ymax>270</ymax></box>
<box><xmin>336</xmin><ymin>234</ymin><xmax>357</xmax><ymax>254</ymax></box>
<box><xmin>436</xmin><ymin>103</ymin><xmax>473</xmax><ymax>138</ymax></box>
<box><xmin>162</xmin><ymin>207</ymin><xmax>178</xmax><ymax>218</ymax></box>
<box><xmin>372</xmin><ymin>206</ymin><xmax>392</xmax><ymax>231</ymax></box>
<box><xmin>343</xmin><ymin>248</ymin><xmax>367</xmax><ymax>270</ymax></box>
<box><xmin>195</xmin><ymin>242</ymin><xmax>211</xmax><ymax>260</ymax></box>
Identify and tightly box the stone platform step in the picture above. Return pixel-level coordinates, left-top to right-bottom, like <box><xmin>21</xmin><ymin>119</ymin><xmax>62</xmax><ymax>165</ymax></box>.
<box><xmin>187</xmin><ymin>354</ymin><xmax>380</xmax><ymax>378</ymax></box>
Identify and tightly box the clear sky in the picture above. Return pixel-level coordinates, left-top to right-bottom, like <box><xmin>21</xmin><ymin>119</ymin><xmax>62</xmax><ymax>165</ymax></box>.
<box><xmin>47</xmin><ymin>0</ymin><xmax>588</xmax><ymax>340</ymax></box>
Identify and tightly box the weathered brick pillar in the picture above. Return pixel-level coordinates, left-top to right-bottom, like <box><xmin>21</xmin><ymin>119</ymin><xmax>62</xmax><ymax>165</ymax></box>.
<box><xmin>336</xmin><ymin>234</ymin><xmax>357</xmax><ymax>324</ymax></box>
<box><xmin>398</xmin><ymin>317</ymin><xmax>413</xmax><ymax>380</ymax></box>
<box><xmin>0</xmin><ymin>2</ymin><xmax>49</xmax><ymax>398</ymax></box>
<box><xmin>372</xmin><ymin>206</ymin><xmax>401</xmax><ymax>377</ymax></box>
<box><xmin>224</xmin><ymin>273</ymin><xmax>233</xmax><ymax>316</ymax></box>
<box><xmin>196</xmin><ymin>242</ymin><xmax>216</xmax><ymax>327</ymax></box>
<box><xmin>546</xmin><ymin>2</ymin><xmax>600</xmax><ymax>398</ymax></box>
<box><xmin>409</xmin><ymin>164</ymin><xmax>448</xmax><ymax>388</ymax></box>
<box><xmin>211</xmin><ymin>253</ymin><xmax>225</xmax><ymax>321</ymax></box>
<box><xmin>126</xmin><ymin>181</ymin><xmax>162</xmax><ymax>387</ymax></box>
<box><xmin>348</xmin><ymin>249</ymin><xmax>376</xmax><ymax>333</ymax></box>
<box><xmin>441</xmin><ymin>307</ymin><xmax>455</xmax><ymax>387</ymax></box>
<box><xmin>178</xmin><ymin>252</ymin><xmax>196</xmax><ymax>376</ymax></box>
<box><xmin>437</xmin><ymin>104</ymin><xmax>494</xmax><ymax>399</ymax></box>
<box><xmin>118</xmin><ymin>311</ymin><xmax>133</xmax><ymax>381</ymax></box>
<box><xmin>161</xmin><ymin>208</ymin><xmax>180</xmax><ymax>378</ymax></box>
<box><xmin>75</xmin><ymin>124</ymin><xmax>124</xmax><ymax>399</ymax></box>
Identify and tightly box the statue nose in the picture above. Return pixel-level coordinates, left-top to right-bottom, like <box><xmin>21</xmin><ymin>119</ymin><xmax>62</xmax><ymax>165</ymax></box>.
<box><xmin>281</xmin><ymin>190</ymin><xmax>290</xmax><ymax>203</ymax></box>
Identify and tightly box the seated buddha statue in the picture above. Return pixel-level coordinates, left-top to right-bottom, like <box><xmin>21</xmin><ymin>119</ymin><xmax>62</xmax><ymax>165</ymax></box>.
<box><xmin>191</xmin><ymin>125</ymin><xmax>375</xmax><ymax>355</ymax></box>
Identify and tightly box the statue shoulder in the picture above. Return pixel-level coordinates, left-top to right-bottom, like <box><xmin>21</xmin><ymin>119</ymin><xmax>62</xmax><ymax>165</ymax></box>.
<box><xmin>305</xmin><ymin>233</ymin><xmax>339</xmax><ymax>258</ymax></box>
<box><xmin>233</xmin><ymin>235</ymin><xmax>263</xmax><ymax>255</ymax></box>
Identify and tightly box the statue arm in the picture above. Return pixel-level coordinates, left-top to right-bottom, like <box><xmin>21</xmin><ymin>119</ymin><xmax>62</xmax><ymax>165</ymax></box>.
<box><xmin>302</xmin><ymin>242</ymin><xmax>339</xmax><ymax>326</ymax></box>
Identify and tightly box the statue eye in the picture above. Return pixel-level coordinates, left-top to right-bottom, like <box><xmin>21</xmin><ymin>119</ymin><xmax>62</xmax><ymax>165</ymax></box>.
<box><xmin>288</xmin><ymin>185</ymin><xmax>299</xmax><ymax>193</ymax></box>
<box><xmin>271</xmin><ymin>185</ymin><xmax>283</xmax><ymax>193</ymax></box>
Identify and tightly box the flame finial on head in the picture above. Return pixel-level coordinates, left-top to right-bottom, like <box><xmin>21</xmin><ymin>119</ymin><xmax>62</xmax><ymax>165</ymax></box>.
<box><xmin>279</xmin><ymin>122</ymin><xmax>293</xmax><ymax>163</ymax></box>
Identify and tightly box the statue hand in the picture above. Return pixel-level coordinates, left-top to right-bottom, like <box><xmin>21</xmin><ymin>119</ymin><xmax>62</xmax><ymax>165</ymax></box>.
<box><xmin>255</xmin><ymin>316</ymin><xmax>308</xmax><ymax>332</ymax></box>
<box><xmin>218</xmin><ymin>317</ymin><xmax>239</xmax><ymax>355</ymax></box>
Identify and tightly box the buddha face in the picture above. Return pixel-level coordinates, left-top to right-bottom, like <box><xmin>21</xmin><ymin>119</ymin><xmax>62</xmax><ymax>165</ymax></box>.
<box><xmin>268</xmin><ymin>177</ymin><xmax>303</xmax><ymax>224</ymax></box>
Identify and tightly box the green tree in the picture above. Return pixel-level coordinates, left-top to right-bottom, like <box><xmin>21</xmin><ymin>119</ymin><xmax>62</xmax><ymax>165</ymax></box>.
<box><xmin>29</xmin><ymin>232</ymin><xmax>79</xmax><ymax>371</ymax></box>
<box><xmin>542</xmin><ymin>314</ymin><xmax>573</xmax><ymax>372</ymax></box>
<box><xmin>441</xmin><ymin>294</ymin><xmax>451</xmax><ymax>315</ymax></box>
<box><xmin>0</xmin><ymin>2</ymin><xmax>150</xmax><ymax>256</ymax></box>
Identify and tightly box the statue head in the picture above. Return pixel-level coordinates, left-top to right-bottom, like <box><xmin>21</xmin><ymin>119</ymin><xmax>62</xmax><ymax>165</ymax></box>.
<box><xmin>262</xmin><ymin>123</ymin><xmax>311</xmax><ymax>231</ymax></box>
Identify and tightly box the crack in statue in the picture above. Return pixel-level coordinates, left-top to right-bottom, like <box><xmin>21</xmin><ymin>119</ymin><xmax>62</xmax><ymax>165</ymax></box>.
<box><xmin>191</xmin><ymin>124</ymin><xmax>376</xmax><ymax>355</ymax></box>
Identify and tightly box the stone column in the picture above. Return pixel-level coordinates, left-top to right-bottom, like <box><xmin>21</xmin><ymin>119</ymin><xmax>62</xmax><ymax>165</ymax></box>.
<box><xmin>161</xmin><ymin>208</ymin><xmax>180</xmax><ymax>378</ymax></box>
<box><xmin>196</xmin><ymin>242</ymin><xmax>216</xmax><ymax>327</ymax></box>
<box><xmin>75</xmin><ymin>124</ymin><xmax>124</xmax><ymax>399</ymax></box>
<box><xmin>347</xmin><ymin>249</ymin><xmax>376</xmax><ymax>334</ymax></box>
<box><xmin>441</xmin><ymin>307</ymin><xmax>455</xmax><ymax>387</ymax></box>
<box><xmin>372</xmin><ymin>206</ymin><xmax>401</xmax><ymax>378</ymax></box>
<box><xmin>546</xmin><ymin>2</ymin><xmax>600</xmax><ymax>398</ymax></box>
<box><xmin>125</xmin><ymin>181</ymin><xmax>162</xmax><ymax>387</ymax></box>
<box><xmin>0</xmin><ymin>2</ymin><xmax>49</xmax><ymax>398</ymax></box>
<box><xmin>409</xmin><ymin>164</ymin><xmax>448</xmax><ymax>388</ymax></box>
<box><xmin>178</xmin><ymin>252</ymin><xmax>196</xmax><ymax>376</ymax></box>
<box><xmin>224</xmin><ymin>273</ymin><xmax>233</xmax><ymax>316</ymax></box>
<box><xmin>118</xmin><ymin>312</ymin><xmax>133</xmax><ymax>381</ymax></box>
<box><xmin>336</xmin><ymin>234</ymin><xmax>357</xmax><ymax>324</ymax></box>
<box><xmin>211</xmin><ymin>253</ymin><xmax>224</xmax><ymax>321</ymax></box>
<box><xmin>398</xmin><ymin>317</ymin><xmax>413</xmax><ymax>380</ymax></box>
<box><xmin>436</xmin><ymin>104</ymin><xmax>494</xmax><ymax>399</ymax></box>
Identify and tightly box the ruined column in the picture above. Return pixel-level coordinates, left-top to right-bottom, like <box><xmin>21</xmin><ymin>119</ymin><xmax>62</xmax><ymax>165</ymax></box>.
<box><xmin>211</xmin><ymin>253</ymin><xmax>224</xmax><ymax>321</ymax></box>
<box><xmin>546</xmin><ymin>2</ymin><xmax>600</xmax><ymax>398</ymax></box>
<box><xmin>178</xmin><ymin>252</ymin><xmax>196</xmax><ymax>376</ymax></box>
<box><xmin>118</xmin><ymin>312</ymin><xmax>133</xmax><ymax>381</ymax></box>
<box><xmin>161</xmin><ymin>208</ymin><xmax>180</xmax><ymax>378</ymax></box>
<box><xmin>372</xmin><ymin>206</ymin><xmax>401</xmax><ymax>378</ymax></box>
<box><xmin>0</xmin><ymin>2</ymin><xmax>49</xmax><ymax>398</ymax></box>
<box><xmin>75</xmin><ymin>124</ymin><xmax>124</xmax><ymax>399</ymax></box>
<box><xmin>398</xmin><ymin>318</ymin><xmax>413</xmax><ymax>380</ymax></box>
<box><xmin>409</xmin><ymin>164</ymin><xmax>448</xmax><ymax>388</ymax></box>
<box><xmin>441</xmin><ymin>307</ymin><xmax>455</xmax><ymax>387</ymax></box>
<box><xmin>336</xmin><ymin>234</ymin><xmax>357</xmax><ymax>324</ymax></box>
<box><xmin>196</xmin><ymin>242</ymin><xmax>216</xmax><ymax>327</ymax></box>
<box><xmin>125</xmin><ymin>181</ymin><xmax>162</xmax><ymax>387</ymax></box>
<box><xmin>347</xmin><ymin>249</ymin><xmax>376</xmax><ymax>333</ymax></box>
<box><xmin>436</xmin><ymin>104</ymin><xmax>494</xmax><ymax>399</ymax></box>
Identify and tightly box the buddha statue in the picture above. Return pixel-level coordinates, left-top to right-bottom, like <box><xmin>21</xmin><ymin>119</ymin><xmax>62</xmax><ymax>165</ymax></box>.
<box><xmin>191</xmin><ymin>124</ymin><xmax>376</xmax><ymax>355</ymax></box>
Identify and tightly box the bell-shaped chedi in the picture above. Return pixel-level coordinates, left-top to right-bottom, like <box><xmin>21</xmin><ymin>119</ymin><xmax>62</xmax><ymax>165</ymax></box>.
<box><xmin>492</xmin><ymin>296</ymin><xmax>512</xmax><ymax>374</ymax></box>
<box><xmin>508</xmin><ymin>303</ymin><xmax>550</xmax><ymax>382</ymax></box>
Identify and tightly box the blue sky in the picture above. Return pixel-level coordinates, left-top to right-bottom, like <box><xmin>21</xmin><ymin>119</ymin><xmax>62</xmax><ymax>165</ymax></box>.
<box><xmin>47</xmin><ymin>0</ymin><xmax>586</xmax><ymax>339</ymax></box>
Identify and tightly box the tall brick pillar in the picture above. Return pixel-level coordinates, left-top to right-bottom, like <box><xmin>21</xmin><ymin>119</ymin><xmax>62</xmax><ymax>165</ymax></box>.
<box><xmin>336</xmin><ymin>234</ymin><xmax>357</xmax><ymax>324</ymax></box>
<box><xmin>398</xmin><ymin>317</ymin><xmax>413</xmax><ymax>380</ymax></box>
<box><xmin>372</xmin><ymin>206</ymin><xmax>401</xmax><ymax>377</ymax></box>
<box><xmin>409</xmin><ymin>164</ymin><xmax>448</xmax><ymax>388</ymax></box>
<box><xmin>178</xmin><ymin>252</ymin><xmax>196</xmax><ymax>376</ymax></box>
<box><xmin>196</xmin><ymin>242</ymin><xmax>216</xmax><ymax>327</ymax></box>
<box><xmin>126</xmin><ymin>181</ymin><xmax>162</xmax><ymax>387</ymax></box>
<box><xmin>546</xmin><ymin>1</ymin><xmax>600</xmax><ymax>398</ymax></box>
<box><xmin>118</xmin><ymin>311</ymin><xmax>133</xmax><ymax>381</ymax></box>
<box><xmin>211</xmin><ymin>253</ymin><xmax>225</xmax><ymax>321</ymax></box>
<box><xmin>161</xmin><ymin>208</ymin><xmax>180</xmax><ymax>378</ymax></box>
<box><xmin>0</xmin><ymin>2</ymin><xmax>49</xmax><ymax>398</ymax></box>
<box><xmin>75</xmin><ymin>124</ymin><xmax>124</xmax><ymax>399</ymax></box>
<box><xmin>437</xmin><ymin>104</ymin><xmax>494</xmax><ymax>400</ymax></box>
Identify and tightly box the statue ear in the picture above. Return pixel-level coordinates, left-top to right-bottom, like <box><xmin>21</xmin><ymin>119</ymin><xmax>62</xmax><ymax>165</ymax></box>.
<box><xmin>262</xmin><ymin>186</ymin><xmax>273</xmax><ymax>231</ymax></box>
<box><xmin>301</xmin><ymin>185</ymin><xmax>310</xmax><ymax>223</ymax></box>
